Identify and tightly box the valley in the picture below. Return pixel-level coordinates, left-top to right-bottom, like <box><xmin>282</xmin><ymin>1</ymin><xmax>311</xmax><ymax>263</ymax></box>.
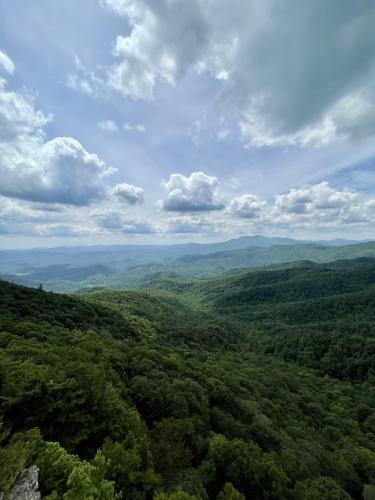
<box><xmin>1</xmin><ymin>238</ymin><xmax>374</xmax><ymax>499</ymax></box>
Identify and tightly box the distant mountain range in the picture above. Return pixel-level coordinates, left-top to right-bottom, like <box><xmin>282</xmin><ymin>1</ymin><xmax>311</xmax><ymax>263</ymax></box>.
<box><xmin>0</xmin><ymin>235</ymin><xmax>372</xmax><ymax>292</ymax></box>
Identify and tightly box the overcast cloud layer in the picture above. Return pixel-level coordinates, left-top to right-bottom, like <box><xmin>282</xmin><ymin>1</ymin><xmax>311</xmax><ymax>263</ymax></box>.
<box><xmin>0</xmin><ymin>0</ymin><xmax>375</xmax><ymax>246</ymax></box>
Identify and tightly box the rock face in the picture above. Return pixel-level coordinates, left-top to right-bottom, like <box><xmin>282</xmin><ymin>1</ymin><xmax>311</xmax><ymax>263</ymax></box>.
<box><xmin>6</xmin><ymin>466</ymin><xmax>41</xmax><ymax>500</ymax></box>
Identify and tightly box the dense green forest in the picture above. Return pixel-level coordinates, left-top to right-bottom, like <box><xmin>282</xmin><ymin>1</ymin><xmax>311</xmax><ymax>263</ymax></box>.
<box><xmin>1</xmin><ymin>257</ymin><xmax>375</xmax><ymax>499</ymax></box>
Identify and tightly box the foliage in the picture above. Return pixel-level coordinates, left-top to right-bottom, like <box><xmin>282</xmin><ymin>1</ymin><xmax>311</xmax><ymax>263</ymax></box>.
<box><xmin>37</xmin><ymin>441</ymin><xmax>116</xmax><ymax>499</ymax></box>
<box><xmin>0</xmin><ymin>276</ymin><xmax>374</xmax><ymax>499</ymax></box>
<box><xmin>0</xmin><ymin>428</ymin><xmax>42</xmax><ymax>492</ymax></box>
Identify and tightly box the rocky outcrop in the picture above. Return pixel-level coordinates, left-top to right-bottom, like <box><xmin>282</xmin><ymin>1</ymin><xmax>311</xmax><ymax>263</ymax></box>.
<box><xmin>1</xmin><ymin>466</ymin><xmax>41</xmax><ymax>500</ymax></box>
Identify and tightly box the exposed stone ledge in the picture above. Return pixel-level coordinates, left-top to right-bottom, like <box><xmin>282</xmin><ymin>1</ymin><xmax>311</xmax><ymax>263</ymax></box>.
<box><xmin>0</xmin><ymin>465</ymin><xmax>41</xmax><ymax>500</ymax></box>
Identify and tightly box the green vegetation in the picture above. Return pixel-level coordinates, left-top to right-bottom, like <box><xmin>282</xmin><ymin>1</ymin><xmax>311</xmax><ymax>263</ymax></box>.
<box><xmin>172</xmin><ymin>263</ymin><xmax>375</xmax><ymax>383</ymax></box>
<box><xmin>0</xmin><ymin>259</ymin><xmax>375</xmax><ymax>500</ymax></box>
<box><xmin>0</xmin><ymin>257</ymin><xmax>375</xmax><ymax>498</ymax></box>
<box><xmin>3</xmin><ymin>239</ymin><xmax>375</xmax><ymax>293</ymax></box>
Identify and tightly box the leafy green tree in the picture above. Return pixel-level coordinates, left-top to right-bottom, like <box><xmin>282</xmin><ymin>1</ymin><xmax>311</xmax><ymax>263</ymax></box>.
<box><xmin>217</xmin><ymin>482</ymin><xmax>245</xmax><ymax>500</ymax></box>
<box><xmin>38</xmin><ymin>442</ymin><xmax>116</xmax><ymax>499</ymax></box>
<box><xmin>200</xmin><ymin>434</ymin><xmax>288</xmax><ymax>499</ymax></box>
<box><xmin>154</xmin><ymin>489</ymin><xmax>198</xmax><ymax>500</ymax></box>
<box><xmin>0</xmin><ymin>428</ymin><xmax>42</xmax><ymax>493</ymax></box>
<box><xmin>100</xmin><ymin>436</ymin><xmax>160</xmax><ymax>498</ymax></box>
<box><xmin>364</xmin><ymin>484</ymin><xmax>375</xmax><ymax>500</ymax></box>
<box><xmin>294</xmin><ymin>476</ymin><xmax>352</xmax><ymax>499</ymax></box>
<box><xmin>64</xmin><ymin>455</ymin><xmax>115</xmax><ymax>500</ymax></box>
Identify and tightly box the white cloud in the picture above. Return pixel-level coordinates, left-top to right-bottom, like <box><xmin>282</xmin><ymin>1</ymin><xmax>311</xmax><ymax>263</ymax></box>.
<box><xmin>0</xmin><ymin>75</ymin><xmax>140</xmax><ymax>207</ymax></box>
<box><xmin>67</xmin><ymin>55</ymin><xmax>103</xmax><ymax>97</ymax></box>
<box><xmin>104</xmin><ymin>0</ymin><xmax>212</xmax><ymax>99</ymax></box>
<box><xmin>0</xmin><ymin>196</ymin><xmax>75</xmax><ymax>235</ymax></box>
<box><xmin>188</xmin><ymin>119</ymin><xmax>203</xmax><ymax>146</ymax></box>
<box><xmin>0</xmin><ymin>70</ymin><xmax>148</xmax><ymax>238</ymax></box>
<box><xmin>36</xmin><ymin>223</ymin><xmax>94</xmax><ymax>237</ymax></box>
<box><xmin>98</xmin><ymin>119</ymin><xmax>119</xmax><ymax>132</ymax></box>
<box><xmin>239</xmin><ymin>104</ymin><xmax>338</xmax><ymax>148</ymax></box>
<box><xmin>275</xmin><ymin>182</ymin><xmax>358</xmax><ymax>214</ymax></box>
<box><xmin>123</xmin><ymin>121</ymin><xmax>146</xmax><ymax>133</ymax></box>
<box><xmin>112</xmin><ymin>182</ymin><xmax>144</xmax><ymax>205</ymax></box>
<box><xmin>217</xmin><ymin>128</ymin><xmax>230</xmax><ymax>141</ymax></box>
<box><xmin>160</xmin><ymin>171</ymin><xmax>225</xmax><ymax>212</ymax></box>
<box><xmin>272</xmin><ymin>182</ymin><xmax>375</xmax><ymax>226</ymax></box>
<box><xmin>97</xmin><ymin>119</ymin><xmax>146</xmax><ymax>133</ymax></box>
<box><xmin>158</xmin><ymin>182</ymin><xmax>375</xmax><ymax>235</ymax></box>
<box><xmin>0</xmin><ymin>78</ymin><xmax>50</xmax><ymax>139</ymax></box>
<box><xmin>99</xmin><ymin>0</ymin><xmax>375</xmax><ymax>147</ymax></box>
<box><xmin>0</xmin><ymin>133</ymin><xmax>113</xmax><ymax>206</ymax></box>
<box><xmin>239</xmin><ymin>90</ymin><xmax>375</xmax><ymax>148</ymax></box>
<box><xmin>0</xmin><ymin>50</ymin><xmax>15</xmax><ymax>75</ymax></box>
<box><xmin>100</xmin><ymin>0</ymin><xmax>139</xmax><ymax>19</ymax></box>
<box><xmin>228</xmin><ymin>194</ymin><xmax>265</xmax><ymax>219</ymax></box>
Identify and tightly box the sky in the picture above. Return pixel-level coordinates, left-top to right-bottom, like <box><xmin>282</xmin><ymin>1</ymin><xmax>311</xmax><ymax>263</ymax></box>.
<box><xmin>1</xmin><ymin>0</ymin><xmax>375</xmax><ymax>248</ymax></box>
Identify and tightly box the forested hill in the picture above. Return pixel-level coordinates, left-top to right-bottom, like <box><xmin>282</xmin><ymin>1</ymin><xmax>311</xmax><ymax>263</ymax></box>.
<box><xmin>2</xmin><ymin>239</ymin><xmax>375</xmax><ymax>293</ymax></box>
<box><xmin>136</xmin><ymin>259</ymin><xmax>375</xmax><ymax>382</ymax></box>
<box><xmin>1</xmin><ymin>276</ymin><xmax>375</xmax><ymax>499</ymax></box>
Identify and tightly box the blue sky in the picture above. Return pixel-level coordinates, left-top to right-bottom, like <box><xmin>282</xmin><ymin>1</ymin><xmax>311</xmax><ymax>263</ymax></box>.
<box><xmin>1</xmin><ymin>0</ymin><xmax>375</xmax><ymax>248</ymax></box>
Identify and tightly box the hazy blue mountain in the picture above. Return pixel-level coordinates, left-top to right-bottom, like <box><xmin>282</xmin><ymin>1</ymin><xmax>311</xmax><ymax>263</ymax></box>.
<box><xmin>0</xmin><ymin>236</ymin><xmax>371</xmax><ymax>292</ymax></box>
<box><xmin>0</xmin><ymin>235</ymin><xmax>360</xmax><ymax>271</ymax></box>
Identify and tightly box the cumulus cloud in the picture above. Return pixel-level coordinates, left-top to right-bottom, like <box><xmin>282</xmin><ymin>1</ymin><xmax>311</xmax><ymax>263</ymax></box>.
<box><xmin>103</xmin><ymin>0</ymin><xmax>211</xmax><ymax>99</ymax></box>
<box><xmin>0</xmin><ymin>132</ymin><xmax>113</xmax><ymax>206</ymax></box>
<box><xmin>275</xmin><ymin>182</ymin><xmax>356</xmax><ymax>214</ymax></box>
<box><xmin>0</xmin><ymin>50</ymin><xmax>15</xmax><ymax>74</ymax></box>
<box><xmin>228</xmin><ymin>194</ymin><xmax>265</xmax><ymax>219</ymax></box>
<box><xmin>112</xmin><ymin>182</ymin><xmax>144</xmax><ymax>205</ymax></box>
<box><xmin>0</xmin><ymin>59</ymin><xmax>146</xmax><ymax>238</ymax></box>
<box><xmin>177</xmin><ymin>181</ymin><xmax>375</xmax><ymax>232</ymax></box>
<box><xmin>0</xmin><ymin>72</ymin><xmax>147</xmax><ymax>207</ymax></box>
<box><xmin>0</xmin><ymin>78</ymin><xmax>50</xmax><ymax>139</ymax></box>
<box><xmin>160</xmin><ymin>171</ymin><xmax>225</xmax><ymax>212</ymax></box>
<box><xmin>272</xmin><ymin>182</ymin><xmax>375</xmax><ymax>226</ymax></box>
<box><xmin>99</xmin><ymin>0</ymin><xmax>375</xmax><ymax>146</ymax></box>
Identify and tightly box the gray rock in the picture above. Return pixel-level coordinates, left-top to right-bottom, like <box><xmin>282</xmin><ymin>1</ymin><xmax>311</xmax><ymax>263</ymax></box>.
<box><xmin>7</xmin><ymin>466</ymin><xmax>41</xmax><ymax>500</ymax></box>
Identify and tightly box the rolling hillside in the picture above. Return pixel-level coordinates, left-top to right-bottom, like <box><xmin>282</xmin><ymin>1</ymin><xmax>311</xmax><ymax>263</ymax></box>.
<box><xmin>1</xmin><ymin>238</ymin><xmax>372</xmax><ymax>292</ymax></box>
<box><xmin>1</xmin><ymin>272</ymin><xmax>375</xmax><ymax>499</ymax></box>
<box><xmin>137</xmin><ymin>258</ymin><xmax>375</xmax><ymax>382</ymax></box>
